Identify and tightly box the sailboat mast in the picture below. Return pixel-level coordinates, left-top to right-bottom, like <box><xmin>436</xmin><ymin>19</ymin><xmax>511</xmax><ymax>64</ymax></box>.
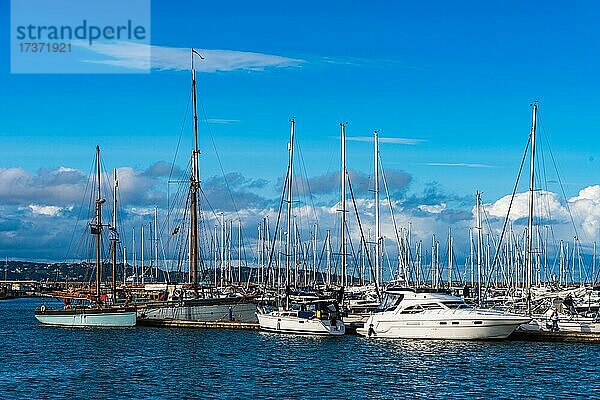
<box><xmin>526</xmin><ymin>102</ymin><xmax>538</xmax><ymax>314</ymax></box>
<box><xmin>95</xmin><ymin>145</ymin><xmax>102</xmax><ymax>298</ymax></box>
<box><xmin>374</xmin><ymin>130</ymin><xmax>380</xmax><ymax>288</ymax></box>
<box><xmin>340</xmin><ymin>123</ymin><xmax>347</xmax><ymax>287</ymax></box>
<box><xmin>286</xmin><ymin>118</ymin><xmax>295</xmax><ymax>291</ymax></box>
<box><xmin>154</xmin><ymin>207</ymin><xmax>159</xmax><ymax>281</ymax></box>
<box><xmin>238</xmin><ymin>219</ymin><xmax>242</xmax><ymax>284</ymax></box>
<box><xmin>190</xmin><ymin>49</ymin><xmax>201</xmax><ymax>295</ymax></box>
<box><xmin>476</xmin><ymin>191</ymin><xmax>483</xmax><ymax>306</ymax></box>
<box><xmin>111</xmin><ymin>169</ymin><xmax>118</xmax><ymax>295</ymax></box>
<box><xmin>141</xmin><ymin>225</ymin><xmax>145</xmax><ymax>284</ymax></box>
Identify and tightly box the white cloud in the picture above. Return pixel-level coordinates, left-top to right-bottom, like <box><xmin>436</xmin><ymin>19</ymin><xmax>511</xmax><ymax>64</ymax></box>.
<box><xmin>128</xmin><ymin>207</ymin><xmax>155</xmax><ymax>216</ymax></box>
<box><xmin>80</xmin><ymin>42</ymin><xmax>304</xmax><ymax>72</ymax></box>
<box><xmin>418</xmin><ymin>203</ymin><xmax>447</xmax><ymax>214</ymax></box>
<box><xmin>484</xmin><ymin>190</ymin><xmax>569</xmax><ymax>222</ymax></box>
<box><xmin>57</xmin><ymin>166</ymin><xmax>77</xmax><ymax>173</ymax></box>
<box><xmin>568</xmin><ymin>185</ymin><xmax>600</xmax><ymax>238</ymax></box>
<box><xmin>28</xmin><ymin>204</ymin><xmax>62</xmax><ymax>216</ymax></box>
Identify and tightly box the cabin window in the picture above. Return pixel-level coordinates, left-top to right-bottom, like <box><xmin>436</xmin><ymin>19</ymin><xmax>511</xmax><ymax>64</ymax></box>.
<box><xmin>375</xmin><ymin>293</ymin><xmax>404</xmax><ymax>312</ymax></box>
<box><xmin>473</xmin><ymin>321</ymin><xmax>483</xmax><ymax>325</ymax></box>
<box><xmin>452</xmin><ymin>321</ymin><xmax>459</xmax><ymax>325</ymax></box>
<box><xmin>439</xmin><ymin>321</ymin><xmax>447</xmax><ymax>325</ymax></box>
<box><xmin>298</xmin><ymin>311</ymin><xmax>313</xmax><ymax>319</ymax></box>
<box><xmin>400</xmin><ymin>305</ymin><xmax>424</xmax><ymax>314</ymax></box>
<box><xmin>421</xmin><ymin>303</ymin><xmax>443</xmax><ymax>310</ymax></box>
<box><xmin>442</xmin><ymin>301</ymin><xmax>471</xmax><ymax>310</ymax></box>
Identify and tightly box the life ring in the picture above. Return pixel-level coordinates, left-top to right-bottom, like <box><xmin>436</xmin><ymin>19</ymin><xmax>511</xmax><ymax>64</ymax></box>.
<box><xmin>40</xmin><ymin>305</ymin><xmax>47</xmax><ymax>312</ymax></box>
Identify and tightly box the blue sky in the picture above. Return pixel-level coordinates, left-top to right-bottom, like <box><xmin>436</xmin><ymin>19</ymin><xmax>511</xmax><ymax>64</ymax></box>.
<box><xmin>1</xmin><ymin>1</ymin><xmax>600</xmax><ymax>263</ymax></box>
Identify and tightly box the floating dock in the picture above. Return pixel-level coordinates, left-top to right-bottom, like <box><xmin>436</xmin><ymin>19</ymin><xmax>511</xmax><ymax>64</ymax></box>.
<box><xmin>137</xmin><ymin>318</ymin><xmax>260</xmax><ymax>330</ymax></box>
<box><xmin>509</xmin><ymin>330</ymin><xmax>600</xmax><ymax>343</ymax></box>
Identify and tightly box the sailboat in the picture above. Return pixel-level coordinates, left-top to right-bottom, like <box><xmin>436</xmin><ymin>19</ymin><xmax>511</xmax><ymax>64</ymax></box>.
<box><xmin>136</xmin><ymin>49</ymin><xmax>257</xmax><ymax>326</ymax></box>
<box><xmin>35</xmin><ymin>146</ymin><xmax>137</xmax><ymax>327</ymax></box>
<box><xmin>256</xmin><ymin>119</ymin><xmax>345</xmax><ymax>335</ymax></box>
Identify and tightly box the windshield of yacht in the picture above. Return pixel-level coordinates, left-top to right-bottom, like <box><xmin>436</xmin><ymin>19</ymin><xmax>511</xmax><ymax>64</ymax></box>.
<box><xmin>375</xmin><ymin>293</ymin><xmax>404</xmax><ymax>312</ymax></box>
<box><xmin>442</xmin><ymin>301</ymin><xmax>471</xmax><ymax>310</ymax></box>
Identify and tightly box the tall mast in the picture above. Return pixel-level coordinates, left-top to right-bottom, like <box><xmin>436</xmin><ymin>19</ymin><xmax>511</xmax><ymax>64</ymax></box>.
<box><xmin>111</xmin><ymin>168</ymin><xmax>118</xmax><ymax>295</ymax></box>
<box><xmin>286</xmin><ymin>118</ymin><xmax>295</xmax><ymax>291</ymax></box>
<box><xmin>154</xmin><ymin>207</ymin><xmax>159</xmax><ymax>281</ymax></box>
<box><xmin>526</xmin><ymin>102</ymin><xmax>538</xmax><ymax>314</ymax></box>
<box><xmin>123</xmin><ymin>246</ymin><xmax>127</xmax><ymax>284</ymax></box>
<box><xmin>238</xmin><ymin>219</ymin><xmax>242</xmax><ymax>284</ymax></box>
<box><xmin>374</xmin><ymin>130</ymin><xmax>380</xmax><ymax>287</ymax></box>
<box><xmin>340</xmin><ymin>123</ymin><xmax>347</xmax><ymax>287</ymax></box>
<box><xmin>190</xmin><ymin>48</ymin><xmax>202</xmax><ymax>295</ymax></box>
<box><xmin>220</xmin><ymin>213</ymin><xmax>225</xmax><ymax>286</ymax></box>
<box><xmin>132</xmin><ymin>227</ymin><xmax>136</xmax><ymax>284</ymax></box>
<box><xmin>141</xmin><ymin>225</ymin><xmax>145</xmax><ymax>284</ymax></box>
<box><xmin>94</xmin><ymin>145</ymin><xmax>102</xmax><ymax>298</ymax></box>
<box><xmin>476</xmin><ymin>191</ymin><xmax>483</xmax><ymax>306</ymax></box>
<box><xmin>448</xmin><ymin>227</ymin><xmax>453</xmax><ymax>289</ymax></box>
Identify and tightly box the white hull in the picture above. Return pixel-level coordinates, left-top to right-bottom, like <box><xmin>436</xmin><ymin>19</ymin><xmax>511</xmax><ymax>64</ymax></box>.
<box><xmin>257</xmin><ymin>312</ymin><xmax>345</xmax><ymax>336</ymax></box>
<box><xmin>527</xmin><ymin>317</ymin><xmax>600</xmax><ymax>333</ymax></box>
<box><xmin>357</xmin><ymin>289</ymin><xmax>530</xmax><ymax>340</ymax></box>
<box><xmin>35</xmin><ymin>310</ymin><xmax>136</xmax><ymax>327</ymax></box>
<box><xmin>357</xmin><ymin>313</ymin><xmax>528</xmax><ymax>340</ymax></box>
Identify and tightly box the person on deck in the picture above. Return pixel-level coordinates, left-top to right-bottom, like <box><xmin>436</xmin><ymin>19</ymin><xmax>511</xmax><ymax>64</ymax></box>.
<box><xmin>550</xmin><ymin>308</ymin><xmax>559</xmax><ymax>332</ymax></box>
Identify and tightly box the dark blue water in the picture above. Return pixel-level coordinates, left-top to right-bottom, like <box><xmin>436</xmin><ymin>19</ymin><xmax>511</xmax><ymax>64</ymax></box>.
<box><xmin>1</xmin><ymin>298</ymin><xmax>598</xmax><ymax>399</ymax></box>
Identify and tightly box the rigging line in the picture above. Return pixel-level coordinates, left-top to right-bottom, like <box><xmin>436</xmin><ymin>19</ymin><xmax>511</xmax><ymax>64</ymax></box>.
<box><xmin>266</xmin><ymin>169</ymin><xmax>290</xmax><ymax>274</ymax></box>
<box><xmin>347</xmin><ymin>172</ymin><xmax>380</xmax><ymax>300</ymax></box>
<box><xmin>486</xmin><ymin>134</ymin><xmax>532</xmax><ymax>291</ymax></box>
<box><xmin>63</xmin><ymin>156</ymin><xmax>96</xmax><ymax>262</ymax></box>
<box><xmin>538</xmin><ymin>114</ymin><xmax>580</xmax><ymax>240</ymax></box>
<box><xmin>296</xmin><ymin>141</ymin><xmax>319</xmax><ymax>225</ymax></box>
<box><xmin>169</xmin><ymin>89</ymin><xmax>192</xmax><ymax>181</ymax></box>
<box><xmin>196</xmin><ymin>97</ymin><xmax>257</xmax><ymax>262</ymax></box>
<box><xmin>379</xmin><ymin>155</ymin><xmax>405</xmax><ymax>264</ymax></box>
<box><xmin>196</xmin><ymin>98</ymin><xmax>240</xmax><ymax>215</ymax></box>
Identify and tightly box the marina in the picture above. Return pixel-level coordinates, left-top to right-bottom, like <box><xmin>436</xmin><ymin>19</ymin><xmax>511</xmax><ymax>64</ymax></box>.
<box><xmin>3</xmin><ymin>1</ymin><xmax>600</xmax><ymax>398</ymax></box>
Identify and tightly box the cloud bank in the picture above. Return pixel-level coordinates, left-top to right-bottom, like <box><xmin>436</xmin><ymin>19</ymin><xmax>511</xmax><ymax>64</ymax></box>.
<box><xmin>0</xmin><ymin>162</ymin><xmax>599</xmax><ymax>264</ymax></box>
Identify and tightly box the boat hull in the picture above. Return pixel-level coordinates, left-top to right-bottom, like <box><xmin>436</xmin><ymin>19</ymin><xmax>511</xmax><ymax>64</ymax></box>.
<box><xmin>357</xmin><ymin>314</ymin><xmax>530</xmax><ymax>340</ymax></box>
<box><xmin>138</xmin><ymin>298</ymin><xmax>258</xmax><ymax>323</ymax></box>
<box><xmin>257</xmin><ymin>312</ymin><xmax>345</xmax><ymax>336</ymax></box>
<box><xmin>35</xmin><ymin>307</ymin><xmax>137</xmax><ymax>327</ymax></box>
<box><xmin>528</xmin><ymin>317</ymin><xmax>600</xmax><ymax>333</ymax></box>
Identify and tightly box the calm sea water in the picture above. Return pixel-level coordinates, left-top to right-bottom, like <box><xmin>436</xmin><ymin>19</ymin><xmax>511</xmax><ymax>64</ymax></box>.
<box><xmin>1</xmin><ymin>298</ymin><xmax>598</xmax><ymax>399</ymax></box>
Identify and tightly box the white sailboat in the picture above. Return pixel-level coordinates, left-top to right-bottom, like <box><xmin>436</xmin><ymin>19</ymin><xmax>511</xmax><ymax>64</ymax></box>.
<box><xmin>357</xmin><ymin>288</ymin><xmax>530</xmax><ymax>340</ymax></box>
<box><xmin>35</xmin><ymin>146</ymin><xmax>136</xmax><ymax>327</ymax></box>
<box><xmin>257</xmin><ymin>119</ymin><xmax>345</xmax><ymax>335</ymax></box>
<box><xmin>257</xmin><ymin>299</ymin><xmax>345</xmax><ymax>335</ymax></box>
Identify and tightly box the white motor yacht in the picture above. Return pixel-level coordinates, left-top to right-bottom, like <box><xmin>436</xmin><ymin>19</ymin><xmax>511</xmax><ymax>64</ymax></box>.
<box><xmin>356</xmin><ymin>288</ymin><xmax>530</xmax><ymax>340</ymax></box>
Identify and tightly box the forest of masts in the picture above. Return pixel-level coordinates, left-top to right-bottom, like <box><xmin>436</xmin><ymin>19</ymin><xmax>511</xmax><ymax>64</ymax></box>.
<box><xmin>118</xmin><ymin>118</ymin><xmax>599</xmax><ymax>295</ymax></box>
